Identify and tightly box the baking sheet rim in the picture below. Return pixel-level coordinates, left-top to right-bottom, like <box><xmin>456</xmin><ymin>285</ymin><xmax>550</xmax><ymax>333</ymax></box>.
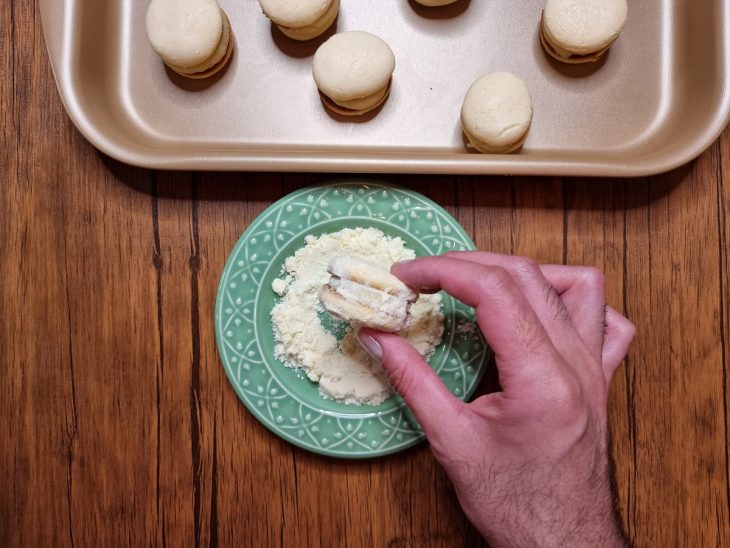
<box><xmin>39</xmin><ymin>0</ymin><xmax>730</xmax><ymax>177</ymax></box>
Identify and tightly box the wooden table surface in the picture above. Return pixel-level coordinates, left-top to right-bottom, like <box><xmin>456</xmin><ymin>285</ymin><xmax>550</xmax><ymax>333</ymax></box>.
<box><xmin>2</xmin><ymin>3</ymin><xmax>729</xmax><ymax>547</ymax></box>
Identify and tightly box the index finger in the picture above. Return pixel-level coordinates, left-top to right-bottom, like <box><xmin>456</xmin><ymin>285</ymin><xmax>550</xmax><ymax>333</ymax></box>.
<box><xmin>443</xmin><ymin>253</ymin><xmax>607</xmax><ymax>361</ymax></box>
<box><xmin>392</xmin><ymin>256</ymin><xmax>563</xmax><ymax>389</ymax></box>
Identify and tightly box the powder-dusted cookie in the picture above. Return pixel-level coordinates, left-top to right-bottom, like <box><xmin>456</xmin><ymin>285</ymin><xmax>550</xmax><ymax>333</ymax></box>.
<box><xmin>320</xmin><ymin>256</ymin><xmax>419</xmax><ymax>333</ymax></box>
<box><xmin>312</xmin><ymin>31</ymin><xmax>395</xmax><ymax>116</ymax></box>
<box><xmin>258</xmin><ymin>0</ymin><xmax>340</xmax><ymax>41</ymax></box>
<box><xmin>461</xmin><ymin>72</ymin><xmax>533</xmax><ymax>154</ymax></box>
<box><xmin>541</xmin><ymin>0</ymin><xmax>628</xmax><ymax>64</ymax></box>
<box><xmin>145</xmin><ymin>0</ymin><xmax>234</xmax><ymax>79</ymax></box>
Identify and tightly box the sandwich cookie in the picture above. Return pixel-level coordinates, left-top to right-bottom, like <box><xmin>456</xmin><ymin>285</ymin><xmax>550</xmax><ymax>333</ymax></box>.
<box><xmin>258</xmin><ymin>0</ymin><xmax>340</xmax><ymax>41</ymax></box>
<box><xmin>313</xmin><ymin>31</ymin><xmax>395</xmax><ymax>116</ymax></box>
<box><xmin>145</xmin><ymin>0</ymin><xmax>234</xmax><ymax>79</ymax></box>
<box><xmin>461</xmin><ymin>72</ymin><xmax>533</xmax><ymax>154</ymax></box>
<box><xmin>540</xmin><ymin>0</ymin><xmax>628</xmax><ymax>64</ymax></box>
<box><xmin>319</xmin><ymin>256</ymin><xmax>419</xmax><ymax>333</ymax></box>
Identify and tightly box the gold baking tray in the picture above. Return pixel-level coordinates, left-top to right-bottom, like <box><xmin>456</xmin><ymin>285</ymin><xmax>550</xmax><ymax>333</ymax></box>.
<box><xmin>40</xmin><ymin>0</ymin><xmax>730</xmax><ymax>176</ymax></box>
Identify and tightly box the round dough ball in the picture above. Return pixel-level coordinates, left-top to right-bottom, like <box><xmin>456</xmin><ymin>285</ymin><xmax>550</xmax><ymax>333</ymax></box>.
<box><xmin>460</xmin><ymin>72</ymin><xmax>533</xmax><ymax>154</ymax></box>
<box><xmin>145</xmin><ymin>0</ymin><xmax>223</xmax><ymax>68</ymax></box>
<box><xmin>543</xmin><ymin>0</ymin><xmax>628</xmax><ymax>56</ymax></box>
<box><xmin>313</xmin><ymin>31</ymin><xmax>395</xmax><ymax>107</ymax></box>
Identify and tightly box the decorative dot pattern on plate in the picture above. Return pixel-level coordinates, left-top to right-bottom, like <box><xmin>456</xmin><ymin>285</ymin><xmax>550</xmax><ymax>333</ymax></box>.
<box><xmin>215</xmin><ymin>181</ymin><xmax>490</xmax><ymax>458</ymax></box>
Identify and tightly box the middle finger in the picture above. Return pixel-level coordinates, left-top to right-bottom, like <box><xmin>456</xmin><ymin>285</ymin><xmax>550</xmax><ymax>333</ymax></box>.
<box><xmin>443</xmin><ymin>252</ymin><xmax>603</xmax><ymax>364</ymax></box>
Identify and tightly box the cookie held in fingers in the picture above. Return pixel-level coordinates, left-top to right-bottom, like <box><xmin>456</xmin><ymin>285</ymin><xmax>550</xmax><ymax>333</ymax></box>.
<box><xmin>313</xmin><ymin>31</ymin><xmax>396</xmax><ymax>117</ymax></box>
<box><xmin>145</xmin><ymin>0</ymin><xmax>234</xmax><ymax>79</ymax></box>
<box><xmin>258</xmin><ymin>0</ymin><xmax>340</xmax><ymax>41</ymax></box>
<box><xmin>461</xmin><ymin>72</ymin><xmax>533</xmax><ymax>154</ymax></box>
<box><xmin>540</xmin><ymin>0</ymin><xmax>628</xmax><ymax>64</ymax></box>
<box><xmin>319</xmin><ymin>256</ymin><xmax>418</xmax><ymax>333</ymax></box>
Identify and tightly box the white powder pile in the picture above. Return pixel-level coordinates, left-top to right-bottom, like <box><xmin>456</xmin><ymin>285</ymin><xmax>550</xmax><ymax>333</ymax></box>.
<box><xmin>271</xmin><ymin>227</ymin><xmax>444</xmax><ymax>405</ymax></box>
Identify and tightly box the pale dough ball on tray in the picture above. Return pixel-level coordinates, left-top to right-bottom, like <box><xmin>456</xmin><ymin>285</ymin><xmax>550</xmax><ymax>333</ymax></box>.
<box><xmin>541</xmin><ymin>0</ymin><xmax>628</xmax><ymax>64</ymax></box>
<box><xmin>461</xmin><ymin>72</ymin><xmax>533</xmax><ymax>154</ymax></box>
<box><xmin>312</xmin><ymin>31</ymin><xmax>396</xmax><ymax>117</ymax></box>
<box><xmin>258</xmin><ymin>0</ymin><xmax>340</xmax><ymax>41</ymax></box>
<box><xmin>145</xmin><ymin>0</ymin><xmax>234</xmax><ymax>79</ymax></box>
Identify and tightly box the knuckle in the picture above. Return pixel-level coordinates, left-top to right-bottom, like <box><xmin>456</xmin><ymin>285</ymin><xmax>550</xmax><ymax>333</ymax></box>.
<box><xmin>580</xmin><ymin>267</ymin><xmax>606</xmax><ymax>291</ymax></box>
<box><xmin>511</xmin><ymin>255</ymin><xmax>541</xmax><ymax>279</ymax></box>
<box><xmin>607</xmin><ymin>307</ymin><xmax>637</xmax><ymax>342</ymax></box>
<box><xmin>619</xmin><ymin>317</ymin><xmax>637</xmax><ymax>341</ymax></box>
<box><xmin>549</xmin><ymin>372</ymin><xmax>584</xmax><ymax>412</ymax></box>
<box><xmin>529</xmin><ymin>368</ymin><xmax>595</xmax><ymax>436</ymax></box>
<box><xmin>481</xmin><ymin>265</ymin><xmax>513</xmax><ymax>292</ymax></box>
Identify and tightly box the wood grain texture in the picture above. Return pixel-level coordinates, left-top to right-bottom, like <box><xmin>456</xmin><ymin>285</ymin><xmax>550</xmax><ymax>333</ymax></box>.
<box><xmin>1</xmin><ymin>2</ymin><xmax>729</xmax><ymax>546</ymax></box>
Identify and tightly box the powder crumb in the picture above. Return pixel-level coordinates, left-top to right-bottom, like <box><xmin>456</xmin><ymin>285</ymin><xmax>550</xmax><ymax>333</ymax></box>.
<box><xmin>456</xmin><ymin>321</ymin><xmax>476</xmax><ymax>335</ymax></box>
<box><xmin>271</xmin><ymin>278</ymin><xmax>288</xmax><ymax>296</ymax></box>
<box><xmin>271</xmin><ymin>227</ymin><xmax>444</xmax><ymax>405</ymax></box>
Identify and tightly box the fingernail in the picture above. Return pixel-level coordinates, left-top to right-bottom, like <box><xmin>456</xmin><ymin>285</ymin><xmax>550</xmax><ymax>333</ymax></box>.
<box><xmin>357</xmin><ymin>332</ymin><xmax>383</xmax><ymax>360</ymax></box>
<box><xmin>390</xmin><ymin>260</ymin><xmax>413</xmax><ymax>275</ymax></box>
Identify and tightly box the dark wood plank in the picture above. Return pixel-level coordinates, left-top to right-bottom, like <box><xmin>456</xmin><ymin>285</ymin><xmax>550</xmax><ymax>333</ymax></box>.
<box><xmin>628</xmin><ymin>147</ymin><xmax>727</xmax><ymax>546</ymax></box>
<box><xmin>717</xmin><ymin>130</ymin><xmax>730</xmax><ymax>545</ymax></box>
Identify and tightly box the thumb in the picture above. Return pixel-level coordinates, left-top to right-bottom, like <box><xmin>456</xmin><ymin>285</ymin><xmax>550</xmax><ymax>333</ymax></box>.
<box><xmin>358</xmin><ymin>328</ymin><xmax>463</xmax><ymax>439</ymax></box>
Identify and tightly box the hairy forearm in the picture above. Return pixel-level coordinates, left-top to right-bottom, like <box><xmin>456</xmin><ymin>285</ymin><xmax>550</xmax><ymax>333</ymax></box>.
<box><xmin>452</xmin><ymin>447</ymin><xmax>630</xmax><ymax>548</ymax></box>
<box><xmin>472</xmin><ymin>503</ymin><xmax>629</xmax><ymax>548</ymax></box>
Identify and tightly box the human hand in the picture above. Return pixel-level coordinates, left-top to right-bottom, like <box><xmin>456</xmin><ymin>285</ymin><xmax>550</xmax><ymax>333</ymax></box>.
<box><xmin>357</xmin><ymin>252</ymin><xmax>635</xmax><ymax>547</ymax></box>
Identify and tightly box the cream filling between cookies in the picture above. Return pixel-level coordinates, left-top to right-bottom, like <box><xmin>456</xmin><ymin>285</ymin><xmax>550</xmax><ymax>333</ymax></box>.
<box><xmin>277</xmin><ymin>0</ymin><xmax>339</xmax><ymax>41</ymax></box>
<box><xmin>332</xmin><ymin>85</ymin><xmax>389</xmax><ymax>111</ymax></box>
<box><xmin>461</xmin><ymin>121</ymin><xmax>530</xmax><ymax>154</ymax></box>
<box><xmin>328</xmin><ymin>278</ymin><xmax>409</xmax><ymax>320</ymax></box>
<box><xmin>167</xmin><ymin>10</ymin><xmax>230</xmax><ymax>74</ymax></box>
<box><xmin>541</xmin><ymin>17</ymin><xmax>616</xmax><ymax>59</ymax></box>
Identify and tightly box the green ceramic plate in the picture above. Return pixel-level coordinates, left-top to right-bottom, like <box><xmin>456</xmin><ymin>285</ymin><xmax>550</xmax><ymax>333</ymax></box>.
<box><xmin>215</xmin><ymin>182</ymin><xmax>489</xmax><ymax>458</ymax></box>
